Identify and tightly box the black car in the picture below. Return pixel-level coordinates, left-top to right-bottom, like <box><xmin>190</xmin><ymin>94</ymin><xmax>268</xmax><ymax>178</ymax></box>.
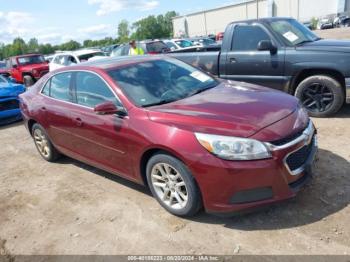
<box><xmin>170</xmin><ymin>17</ymin><xmax>350</xmax><ymax>117</ymax></box>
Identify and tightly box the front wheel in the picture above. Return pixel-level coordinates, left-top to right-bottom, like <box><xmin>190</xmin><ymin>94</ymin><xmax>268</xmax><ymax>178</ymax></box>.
<box><xmin>295</xmin><ymin>75</ymin><xmax>344</xmax><ymax>117</ymax></box>
<box><xmin>146</xmin><ymin>153</ymin><xmax>202</xmax><ymax>217</ymax></box>
<box><xmin>23</xmin><ymin>75</ymin><xmax>35</xmax><ymax>88</ymax></box>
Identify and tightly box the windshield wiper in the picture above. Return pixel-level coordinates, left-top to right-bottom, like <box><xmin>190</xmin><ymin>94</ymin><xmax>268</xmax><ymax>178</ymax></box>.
<box><xmin>186</xmin><ymin>85</ymin><xmax>216</xmax><ymax>97</ymax></box>
<box><xmin>141</xmin><ymin>99</ymin><xmax>176</xmax><ymax>108</ymax></box>
<box><xmin>296</xmin><ymin>40</ymin><xmax>314</xmax><ymax>46</ymax></box>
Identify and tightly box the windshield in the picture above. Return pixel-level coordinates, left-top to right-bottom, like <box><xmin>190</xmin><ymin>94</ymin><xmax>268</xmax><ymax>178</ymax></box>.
<box><xmin>108</xmin><ymin>59</ymin><xmax>218</xmax><ymax>107</ymax></box>
<box><xmin>0</xmin><ymin>75</ymin><xmax>7</xmax><ymax>84</ymax></box>
<box><xmin>269</xmin><ymin>19</ymin><xmax>320</xmax><ymax>46</ymax></box>
<box><xmin>17</xmin><ymin>55</ymin><xmax>45</xmax><ymax>65</ymax></box>
<box><xmin>146</xmin><ymin>41</ymin><xmax>169</xmax><ymax>53</ymax></box>
<box><xmin>175</xmin><ymin>40</ymin><xmax>194</xmax><ymax>48</ymax></box>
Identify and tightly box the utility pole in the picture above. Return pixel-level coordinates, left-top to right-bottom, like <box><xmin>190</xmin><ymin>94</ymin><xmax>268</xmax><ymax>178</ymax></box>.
<box><xmin>257</xmin><ymin>0</ymin><xmax>259</xmax><ymax>19</ymax></box>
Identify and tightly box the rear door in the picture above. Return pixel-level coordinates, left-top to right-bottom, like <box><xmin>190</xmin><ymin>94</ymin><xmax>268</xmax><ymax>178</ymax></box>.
<box><xmin>221</xmin><ymin>23</ymin><xmax>286</xmax><ymax>90</ymax></box>
<box><xmin>40</xmin><ymin>72</ymin><xmax>76</xmax><ymax>152</ymax></box>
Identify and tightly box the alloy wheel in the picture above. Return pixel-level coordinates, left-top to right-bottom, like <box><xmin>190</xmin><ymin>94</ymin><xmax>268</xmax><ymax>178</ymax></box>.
<box><xmin>33</xmin><ymin>129</ymin><xmax>50</xmax><ymax>158</ymax></box>
<box><xmin>151</xmin><ymin>163</ymin><xmax>188</xmax><ymax>210</ymax></box>
<box><xmin>301</xmin><ymin>83</ymin><xmax>334</xmax><ymax>113</ymax></box>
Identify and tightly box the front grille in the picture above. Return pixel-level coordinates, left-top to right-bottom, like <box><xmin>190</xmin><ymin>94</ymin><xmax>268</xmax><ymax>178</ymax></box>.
<box><xmin>0</xmin><ymin>99</ymin><xmax>19</xmax><ymax>111</ymax></box>
<box><xmin>286</xmin><ymin>136</ymin><xmax>315</xmax><ymax>171</ymax></box>
<box><xmin>269</xmin><ymin>122</ymin><xmax>309</xmax><ymax>146</ymax></box>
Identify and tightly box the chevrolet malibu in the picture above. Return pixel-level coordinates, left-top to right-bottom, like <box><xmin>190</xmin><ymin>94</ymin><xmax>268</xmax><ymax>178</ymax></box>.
<box><xmin>19</xmin><ymin>56</ymin><xmax>317</xmax><ymax>216</ymax></box>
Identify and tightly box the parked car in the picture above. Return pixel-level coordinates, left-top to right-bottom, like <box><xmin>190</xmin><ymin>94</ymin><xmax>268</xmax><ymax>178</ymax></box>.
<box><xmin>170</xmin><ymin>17</ymin><xmax>350</xmax><ymax>117</ymax></box>
<box><xmin>44</xmin><ymin>54</ymin><xmax>55</xmax><ymax>63</ymax></box>
<box><xmin>49</xmin><ymin>49</ymin><xmax>106</xmax><ymax>71</ymax></box>
<box><xmin>187</xmin><ymin>37</ymin><xmax>217</xmax><ymax>47</ymax></box>
<box><xmin>163</xmin><ymin>39</ymin><xmax>196</xmax><ymax>51</ymax></box>
<box><xmin>20</xmin><ymin>56</ymin><xmax>317</xmax><ymax>216</ymax></box>
<box><xmin>333</xmin><ymin>15</ymin><xmax>350</xmax><ymax>27</ymax></box>
<box><xmin>0</xmin><ymin>75</ymin><xmax>25</xmax><ymax>125</ymax></box>
<box><xmin>110</xmin><ymin>40</ymin><xmax>170</xmax><ymax>57</ymax></box>
<box><xmin>317</xmin><ymin>17</ymin><xmax>334</xmax><ymax>30</ymax></box>
<box><xmin>5</xmin><ymin>54</ymin><xmax>49</xmax><ymax>87</ymax></box>
<box><xmin>102</xmin><ymin>44</ymin><xmax>119</xmax><ymax>55</ymax></box>
<box><xmin>0</xmin><ymin>61</ymin><xmax>10</xmax><ymax>77</ymax></box>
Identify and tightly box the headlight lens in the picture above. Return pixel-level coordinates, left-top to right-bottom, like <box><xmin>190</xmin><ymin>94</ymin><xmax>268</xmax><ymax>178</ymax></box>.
<box><xmin>195</xmin><ymin>133</ymin><xmax>271</xmax><ymax>160</ymax></box>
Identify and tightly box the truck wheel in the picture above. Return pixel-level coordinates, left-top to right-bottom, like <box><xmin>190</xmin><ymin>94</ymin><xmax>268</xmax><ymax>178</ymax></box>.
<box><xmin>23</xmin><ymin>75</ymin><xmax>35</xmax><ymax>88</ymax></box>
<box><xmin>295</xmin><ymin>75</ymin><xmax>344</xmax><ymax>117</ymax></box>
<box><xmin>146</xmin><ymin>153</ymin><xmax>202</xmax><ymax>217</ymax></box>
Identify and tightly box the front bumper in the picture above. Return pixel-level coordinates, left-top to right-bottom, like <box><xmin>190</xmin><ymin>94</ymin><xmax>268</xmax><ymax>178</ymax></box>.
<box><xmin>190</xmin><ymin>122</ymin><xmax>317</xmax><ymax>214</ymax></box>
<box><xmin>345</xmin><ymin>78</ymin><xmax>350</xmax><ymax>104</ymax></box>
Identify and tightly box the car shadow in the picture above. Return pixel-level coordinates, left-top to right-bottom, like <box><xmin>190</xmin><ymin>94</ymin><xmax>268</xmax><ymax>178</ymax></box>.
<box><xmin>55</xmin><ymin>157</ymin><xmax>152</xmax><ymax>197</ymax></box>
<box><xmin>188</xmin><ymin>148</ymin><xmax>350</xmax><ymax>230</ymax></box>
<box><xmin>333</xmin><ymin>104</ymin><xmax>350</xmax><ymax>118</ymax></box>
<box><xmin>0</xmin><ymin>120</ymin><xmax>23</xmax><ymax>130</ymax></box>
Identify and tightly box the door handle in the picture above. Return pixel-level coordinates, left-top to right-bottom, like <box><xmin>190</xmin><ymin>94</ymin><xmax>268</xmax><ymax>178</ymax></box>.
<box><xmin>229</xmin><ymin>57</ymin><xmax>237</xmax><ymax>63</ymax></box>
<box><xmin>74</xmin><ymin>117</ymin><xmax>83</xmax><ymax>127</ymax></box>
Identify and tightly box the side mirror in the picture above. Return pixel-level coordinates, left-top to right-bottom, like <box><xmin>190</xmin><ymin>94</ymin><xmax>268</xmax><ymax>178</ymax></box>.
<box><xmin>94</xmin><ymin>101</ymin><xmax>126</xmax><ymax>117</ymax></box>
<box><xmin>257</xmin><ymin>40</ymin><xmax>277</xmax><ymax>54</ymax></box>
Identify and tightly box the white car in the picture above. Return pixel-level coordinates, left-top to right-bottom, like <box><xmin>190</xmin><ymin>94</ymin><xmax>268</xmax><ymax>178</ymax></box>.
<box><xmin>163</xmin><ymin>39</ymin><xmax>197</xmax><ymax>51</ymax></box>
<box><xmin>49</xmin><ymin>49</ymin><xmax>106</xmax><ymax>71</ymax></box>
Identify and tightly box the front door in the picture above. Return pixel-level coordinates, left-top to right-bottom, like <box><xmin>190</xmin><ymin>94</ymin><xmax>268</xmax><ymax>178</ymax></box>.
<box><xmin>222</xmin><ymin>24</ymin><xmax>286</xmax><ymax>90</ymax></box>
<box><xmin>69</xmin><ymin>71</ymin><xmax>133</xmax><ymax>178</ymax></box>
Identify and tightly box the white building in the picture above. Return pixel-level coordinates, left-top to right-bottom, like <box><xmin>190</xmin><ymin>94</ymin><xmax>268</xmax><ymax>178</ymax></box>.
<box><xmin>173</xmin><ymin>0</ymin><xmax>347</xmax><ymax>37</ymax></box>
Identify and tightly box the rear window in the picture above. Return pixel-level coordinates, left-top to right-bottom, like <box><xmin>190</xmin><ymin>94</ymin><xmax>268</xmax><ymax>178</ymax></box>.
<box><xmin>146</xmin><ymin>41</ymin><xmax>169</xmax><ymax>53</ymax></box>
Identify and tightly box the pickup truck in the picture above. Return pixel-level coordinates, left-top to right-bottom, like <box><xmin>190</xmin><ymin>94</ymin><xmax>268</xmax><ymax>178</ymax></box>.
<box><xmin>5</xmin><ymin>54</ymin><xmax>49</xmax><ymax>87</ymax></box>
<box><xmin>171</xmin><ymin>17</ymin><xmax>350</xmax><ymax>117</ymax></box>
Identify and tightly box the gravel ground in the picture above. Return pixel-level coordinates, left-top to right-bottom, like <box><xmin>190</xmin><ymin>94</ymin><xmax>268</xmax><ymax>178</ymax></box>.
<box><xmin>0</xmin><ymin>104</ymin><xmax>349</xmax><ymax>255</ymax></box>
<box><xmin>315</xmin><ymin>27</ymin><xmax>350</xmax><ymax>40</ymax></box>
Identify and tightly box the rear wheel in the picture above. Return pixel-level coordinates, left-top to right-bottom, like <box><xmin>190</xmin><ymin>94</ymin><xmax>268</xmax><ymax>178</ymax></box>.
<box><xmin>146</xmin><ymin>153</ymin><xmax>202</xmax><ymax>217</ymax></box>
<box><xmin>23</xmin><ymin>75</ymin><xmax>35</xmax><ymax>88</ymax></box>
<box><xmin>295</xmin><ymin>75</ymin><xmax>344</xmax><ymax>117</ymax></box>
<box><xmin>32</xmin><ymin>123</ymin><xmax>60</xmax><ymax>162</ymax></box>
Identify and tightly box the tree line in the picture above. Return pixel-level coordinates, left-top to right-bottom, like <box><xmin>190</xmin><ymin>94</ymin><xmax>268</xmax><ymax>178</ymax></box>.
<box><xmin>0</xmin><ymin>11</ymin><xmax>177</xmax><ymax>60</ymax></box>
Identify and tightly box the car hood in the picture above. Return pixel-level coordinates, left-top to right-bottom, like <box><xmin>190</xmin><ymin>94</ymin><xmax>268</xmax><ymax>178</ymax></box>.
<box><xmin>147</xmin><ymin>81</ymin><xmax>299</xmax><ymax>138</ymax></box>
<box><xmin>19</xmin><ymin>63</ymin><xmax>49</xmax><ymax>72</ymax></box>
<box><xmin>0</xmin><ymin>83</ymin><xmax>25</xmax><ymax>98</ymax></box>
<box><xmin>297</xmin><ymin>39</ymin><xmax>350</xmax><ymax>53</ymax></box>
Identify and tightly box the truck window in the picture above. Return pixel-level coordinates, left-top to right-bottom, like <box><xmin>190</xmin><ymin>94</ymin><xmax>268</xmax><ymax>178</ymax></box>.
<box><xmin>232</xmin><ymin>25</ymin><xmax>270</xmax><ymax>51</ymax></box>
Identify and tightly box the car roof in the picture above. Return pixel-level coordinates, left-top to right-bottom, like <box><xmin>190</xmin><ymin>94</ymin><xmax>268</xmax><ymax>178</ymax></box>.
<box><xmin>70</xmin><ymin>55</ymin><xmax>169</xmax><ymax>70</ymax></box>
<box><xmin>53</xmin><ymin>49</ymin><xmax>102</xmax><ymax>57</ymax></box>
<box><xmin>229</xmin><ymin>17</ymin><xmax>295</xmax><ymax>25</ymax></box>
<box><xmin>11</xmin><ymin>53</ymin><xmax>43</xmax><ymax>58</ymax></box>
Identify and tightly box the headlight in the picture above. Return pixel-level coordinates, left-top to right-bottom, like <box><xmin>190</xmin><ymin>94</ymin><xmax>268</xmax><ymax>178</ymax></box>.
<box><xmin>195</xmin><ymin>133</ymin><xmax>271</xmax><ymax>160</ymax></box>
<box><xmin>32</xmin><ymin>69</ymin><xmax>38</xmax><ymax>75</ymax></box>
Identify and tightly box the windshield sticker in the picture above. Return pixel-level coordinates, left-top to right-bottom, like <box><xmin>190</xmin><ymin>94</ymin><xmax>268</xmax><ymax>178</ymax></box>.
<box><xmin>190</xmin><ymin>71</ymin><xmax>211</xmax><ymax>82</ymax></box>
<box><xmin>283</xmin><ymin>31</ymin><xmax>299</xmax><ymax>42</ymax></box>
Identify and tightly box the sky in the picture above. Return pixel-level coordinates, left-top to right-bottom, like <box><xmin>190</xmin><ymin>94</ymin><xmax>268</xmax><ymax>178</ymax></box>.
<box><xmin>0</xmin><ymin>0</ymin><xmax>241</xmax><ymax>45</ymax></box>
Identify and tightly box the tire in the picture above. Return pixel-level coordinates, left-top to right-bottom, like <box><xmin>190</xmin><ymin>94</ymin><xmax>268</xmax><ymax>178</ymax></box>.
<box><xmin>295</xmin><ymin>75</ymin><xmax>344</xmax><ymax>117</ymax></box>
<box><xmin>23</xmin><ymin>75</ymin><xmax>35</xmax><ymax>88</ymax></box>
<box><xmin>146</xmin><ymin>153</ymin><xmax>202</xmax><ymax>217</ymax></box>
<box><xmin>32</xmin><ymin>123</ymin><xmax>60</xmax><ymax>162</ymax></box>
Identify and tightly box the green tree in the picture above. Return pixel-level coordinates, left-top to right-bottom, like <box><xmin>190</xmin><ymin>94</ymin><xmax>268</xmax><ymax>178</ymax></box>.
<box><xmin>118</xmin><ymin>19</ymin><xmax>130</xmax><ymax>43</ymax></box>
<box><xmin>27</xmin><ymin>38</ymin><xmax>39</xmax><ymax>53</ymax></box>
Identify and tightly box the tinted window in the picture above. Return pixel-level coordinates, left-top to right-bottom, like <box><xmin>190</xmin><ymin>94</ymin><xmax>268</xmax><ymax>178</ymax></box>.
<box><xmin>146</xmin><ymin>41</ymin><xmax>168</xmax><ymax>53</ymax></box>
<box><xmin>41</xmin><ymin>79</ymin><xmax>51</xmax><ymax>96</ymax></box>
<box><xmin>108</xmin><ymin>59</ymin><xmax>218</xmax><ymax>107</ymax></box>
<box><xmin>165</xmin><ymin>41</ymin><xmax>178</xmax><ymax>50</ymax></box>
<box><xmin>232</xmin><ymin>25</ymin><xmax>270</xmax><ymax>51</ymax></box>
<box><xmin>75</xmin><ymin>72</ymin><xmax>121</xmax><ymax>108</ymax></box>
<box><xmin>50</xmin><ymin>73</ymin><xmax>72</xmax><ymax>102</ymax></box>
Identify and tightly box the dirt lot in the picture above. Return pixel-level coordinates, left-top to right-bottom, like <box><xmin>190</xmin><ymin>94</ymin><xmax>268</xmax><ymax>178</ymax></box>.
<box><xmin>315</xmin><ymin>27</ymin><xmax>350</xmax><ymax>40</ymax></box>
<box><xmin>0</xmin><ymin>104</ymin><xmax>349</xmax><ymax>255</ymax></box>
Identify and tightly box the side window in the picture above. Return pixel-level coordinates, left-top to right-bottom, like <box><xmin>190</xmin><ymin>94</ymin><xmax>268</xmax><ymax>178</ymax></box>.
<box><xmin>232</xmin><ymin>25</ymin><xmax>271</xmax><ymax>51</ymax></box>
<box><xmin>42</xmin><ymin>79</ymin><xmax>51</xmax><ymax>96</ymax></box>
<box><xmin>75</xmin><ymin>72</ymin><xmax>121</xmax><ymax>108</ymax></box>
<box><xmin>53</xmin><ymin>55</ymin><xmax>62</xmax><ymax>64</ymax></box>
<box><xmin>50</xmin><ymin>73</ymin><xmax>72</xmax><ymax>102</ymax></box>
<box><xmin>122</xmin><ymin>45</ymin><xmax>130</xmax><ymax>56</ymax></box>
<box><xmin>11</xmin><ymin>58</ymin><xmax>17</xmax><ymax>67</ymax></box>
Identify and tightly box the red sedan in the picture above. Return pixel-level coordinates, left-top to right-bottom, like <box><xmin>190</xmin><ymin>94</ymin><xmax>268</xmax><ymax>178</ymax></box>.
<box><xmin>19</xmin><ymin>56</ymin><xmax>317</xmax><ymax>216</ymax></box>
